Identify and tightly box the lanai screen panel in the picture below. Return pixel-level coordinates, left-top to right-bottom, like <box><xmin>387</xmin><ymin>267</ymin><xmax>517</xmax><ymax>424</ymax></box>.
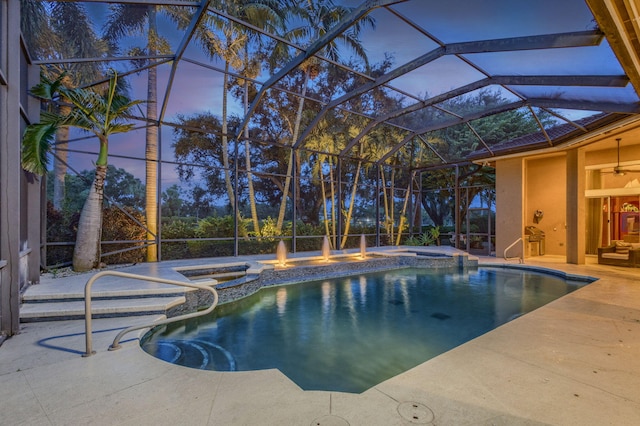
<box><xmin>23</xmin><ymin>0</ymin><xmax>640</xmax><ymax>168</ymax></box>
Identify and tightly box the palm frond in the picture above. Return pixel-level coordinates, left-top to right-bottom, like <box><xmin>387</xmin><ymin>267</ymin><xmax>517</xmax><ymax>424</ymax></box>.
<box><xmin>103</xmin><ymin>4</ymin><xmax>149</xmax><ymax>43</ymax></box>
<box><xmin>30</xmin><ymin>73</ymin><xmax>65</xmax><ymax>100</ymax></box>
<box><xmin>111</xmin><ymin>97</ymin><xmax>145</xmax><ymax>117</ymax></box>
<box><xmin>21</xmin><ymin>122</ymin><xmax>57</xmax><ymax>175</ymax></box>
<box><xmin>22</xmin><ymin>70</ymin><xmax>142</xmax><ymax>176</ymax></box>
<box><xmin>61</xmin><ymin>108</ymin><xmax>97</xmax><ymax>132</ymax></box>
<box><xmin>39</xmin><ymin>110</ymin><xmax>65</xmax><ymax>126</ymax></box>
<box><xmin>108</xmin><ymin>123</ymin><xmax>137</xmax><ymax>135</ymax></box>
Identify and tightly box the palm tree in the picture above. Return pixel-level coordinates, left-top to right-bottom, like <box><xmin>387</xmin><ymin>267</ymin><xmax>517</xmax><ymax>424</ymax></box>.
<box><xmin>21</xmin><ymin>1</ymin><xmax>110</xmax><ymax>211</ymax></box>
<box><xmin>231</xmin><ymin>1</ymin><xmax>286</xmax><ymax>236</ymax></box>
<box><xmin>103</xmin><ymin>4</ymin><xmax>171</xmax><ymax>262</ymax></box>
<box><xmin>167</xmin><ymin>1</ymin><xmax>285</xmax><ymax>235</ymax></box>
<box><xmin>20</xmin><ymin>0</ymin><xmax>56</xmax><ymax>59</ymax></box>
<box><xmin>22</xmin><ymin>71</ymin><xmax>144</xmax><ymax>271</ymax></box>
<box><xmin>47</xmin><ymin>3</ymin><xmax>110</xmax><ymax>211</ymax></box>
<box><xmin>175</xmin><ymin>1</ymin><xmax>285</xmax><ymax>215</ymax></box>
<box><xmin>273</xmin><ymin>0</ymin><xmax>375</xmax><ymax>235</ymax></box>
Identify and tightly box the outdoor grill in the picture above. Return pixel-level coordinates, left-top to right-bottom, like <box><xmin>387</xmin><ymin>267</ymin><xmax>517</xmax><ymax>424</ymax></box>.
<box><xmin>525</xmin><ymin>226</ymin><xmax>545</xmax><ymax>256</ymax></box>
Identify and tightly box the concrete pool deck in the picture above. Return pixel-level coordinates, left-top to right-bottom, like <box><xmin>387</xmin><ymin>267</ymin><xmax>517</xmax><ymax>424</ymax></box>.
<box><xmin>1</xmin><ymin>251</ymin><xmax>639</xmax><ymax>425</ymax></box>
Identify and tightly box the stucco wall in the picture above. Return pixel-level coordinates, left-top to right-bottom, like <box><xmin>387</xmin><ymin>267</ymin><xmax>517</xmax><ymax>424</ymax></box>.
<box><xmin>586</xmin><ymin>144</ymin><xmax>640</xmax><ymax>190</ymax></box>
<box><xmin>585</xmin><ymin>143</ymin><xmax>640</xmax><ymax>167</ymax></box>
<box><xmin>495</xmin><ymin>158</ymin><xmax>525</xmax><ymax>258</ymax></box>
<box><xmin>525</xmin><ymin>155</ymin><xmax>567</xmax><ymax>256</ymax></box>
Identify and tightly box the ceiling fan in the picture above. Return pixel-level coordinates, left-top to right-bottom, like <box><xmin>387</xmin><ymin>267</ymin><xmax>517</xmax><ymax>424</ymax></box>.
<box><xmin>611</xmin><ymin>138</ymin><xmax>635</xmax><ymax>176</ymax></box>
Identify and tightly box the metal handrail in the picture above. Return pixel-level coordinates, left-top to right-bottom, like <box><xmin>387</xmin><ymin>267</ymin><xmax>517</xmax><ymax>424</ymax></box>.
<box><xmin>503</xmin><ymin>237</ymin><xmax>524</xmax><ymax>263</ymax></box>
<box><xmin>83</xmin><ymin>270</ymin><xmax>219</xmax><ymax>357</ymax></box>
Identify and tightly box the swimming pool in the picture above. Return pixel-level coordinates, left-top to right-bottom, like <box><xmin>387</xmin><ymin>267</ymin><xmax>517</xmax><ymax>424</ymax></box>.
<box><xmin>141</xmin><ymin>266</ymin><xmax>589</xmax><ymax>393</ymax></box>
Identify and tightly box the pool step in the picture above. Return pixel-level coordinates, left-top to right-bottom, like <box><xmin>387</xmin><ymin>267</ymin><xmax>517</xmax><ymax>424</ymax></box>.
<box><xmin>20</xmin><ymin>295</ymin><xmax>186</xmax><ymax>322</ymax></box>
<box><xmin>20</xmin><ymin>280</ymin><xmax>188</xmax><ymax>323</ymax></box>
<box><xmin>141</xmin><ymin>338</ymin><xmax>237</xmax><ymax>371</ymax></box>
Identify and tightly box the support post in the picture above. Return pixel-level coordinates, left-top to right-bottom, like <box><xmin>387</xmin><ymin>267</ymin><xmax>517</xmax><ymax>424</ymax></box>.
<box><xmin>376</xmin><ymin>164</ymin><xmax>381</xmax><ymax>248</ymax></box>
<box><xmin>292</xmin><ymin>151</ymin><xmax>297</xmax><ymax>253</ymax></box>
<box><xmin>336</xmin><ymin>157</ymin><xmax>343</xmax><ymax>250</ymax></box>
<box><xmin>157</xmin><ymin>124</ymin><xmax>163</xmax><ymax>261</ymax></box>
<box><xmin>0</xmin><ymin>0</ymin><xmax>25</xmax><ymax>337</ymax></box>
<box><xmin>454</xmin><ymin>165</ymin><xmax>460</xmax><ymax>249</ymax></box>
<box><xmin>233</xmin><ymin>139</ymin><xmax>239</xmax><ymax>257</ymax></box>
<box><xmin>566</xmin><ymin>149</ymin><xmax>585</xmax><ymax>264</ymax></box>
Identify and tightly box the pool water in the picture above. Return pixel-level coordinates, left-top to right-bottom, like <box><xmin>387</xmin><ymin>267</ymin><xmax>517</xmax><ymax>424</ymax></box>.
<box><xmin>141</xmin><ymin>266</ymin><xmax>587</xmax><ymax>393</ymax></box>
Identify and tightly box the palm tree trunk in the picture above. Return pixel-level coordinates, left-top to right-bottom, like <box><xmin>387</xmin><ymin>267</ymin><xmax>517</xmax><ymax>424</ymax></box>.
<box><xmin>145</xmin><ymin>6</ymin><xmax>159</xmax><ymax>262</ymax></box>
<box><xmin>380</xmin><ymin>168</ymin><xmax>390</xmax><ymax>242</ymax></box>
<box><xmin>276</xmin><ymin>150</ymin><xmax>293</xmax><ymax>232</ymax></box>
<box><xmin>222</xmin><ymin>61</ymin><xmax>235</xmax><ymax>209</ymax></box>
<box><xmin>319</xmin><ymin>157</ymin><xmax>331</xmax><ymax>240</ymax></box>
<box><xmin>395</xmin><ymin>180</ymin><xmax>412</xmax><ymax>246</ymax></box>
<box><xmin>53</xmin><ymin>97</ymin><xmax>73</xmax><ymax>211</ymax></box>
<box><xmin>295</xmin><ymin>151</ymin><xmax>302</xmax><ymax>219</ymax></box>
<box><xmin>390</xmin><ymin>168</ymin><xmax>396</xmax><ymax>243</ymax></box>
<box><xmin>341</xmin><ymin>160</ymin><xmax>362</xmax><ymax>248</ymax></box>
<box><xmin>276</xmin><ymin>70</ymin><xmax>309</xmax><ymax>232</ymax></box>
<box><xmin>329</xmin><ymin>156</ymin><xmax>336</xmax><ymax>249</ymax></box>
<box><xmin>244</xmin><ymin>79</ymin><xmax>260</xmax><ymax>235</ymax></box>
<box><xmin>72</xmin><ymin>163</ymin><xmax>107</xmax><ymax>271</ymax></box>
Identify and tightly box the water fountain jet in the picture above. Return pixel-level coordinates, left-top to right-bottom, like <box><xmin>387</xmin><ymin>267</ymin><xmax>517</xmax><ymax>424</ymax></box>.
<box><xmin>322</xmin><ymin>236</ymin><xmax>331</xmax><ymax>262</ymax></box>
<box><xmin>276</xmin><ymin>240</ymin><xmax>287</xmax><ymax>267</ymax></box>
<box><xmin>360</xmin><ymin>234</ymin><xmax>367</xmax><ymax>259</ymax></box>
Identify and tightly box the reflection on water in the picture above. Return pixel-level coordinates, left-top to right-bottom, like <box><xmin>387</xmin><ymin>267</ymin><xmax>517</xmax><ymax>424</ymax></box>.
<box><xmin>142</xmin><ymin>267</ymin><xmax>586</xmax><ymax>393</ymax></box>
<box><xmin>276</xmin><ymin>287</ymin><xmax>287</xmax><ymax>316</ymax></box>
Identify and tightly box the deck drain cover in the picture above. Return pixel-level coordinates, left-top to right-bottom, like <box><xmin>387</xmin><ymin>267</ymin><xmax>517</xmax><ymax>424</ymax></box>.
<box><xmin>397</xmin><ymin>401</ymin><xmax>434</xmax><ymax>424</ymax></box>
<box><xmin>310</xmin><ymin>415</ymin><xmax>349</xmax><ymax>426</ymax></box>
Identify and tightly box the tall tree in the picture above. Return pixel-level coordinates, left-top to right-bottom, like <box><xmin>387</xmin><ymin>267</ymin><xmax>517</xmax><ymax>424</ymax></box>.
<box><xmin>169</xmin><ymin>0</ymin><xmax>285</xmax><ymax>225</ymax></box>
<box><xmin>20</xmin><ymin>0</ymin><xmax>56</xmax><ymax>59</ymax></box>
<box><xmin>230</xmin><ymin>0</ymin><xmax>286</xmax><ymax>235</ymax></box>
<box><xmin>272</xmin><ymin>0</ymin><xmax>375</xmax><ymax>235</ymax></box>
<box><xmin>104</xmin><ymin>4</ymin><xmax>172</xmax><ymax>262</ymax></box>
<box><xmin>23</xmin><ymin>2</ymin><xmax>110</xmax><ymax>211</ymax></box>
<box><xmin>51</xmin><ymin>3</ymin><xmax>110</xmax><ymax>211</ymax></box>
<box><xmin>49</xmin><ymin>165</ymin><xmax>146</xmax><ymax>213</ymax></box>
<box><xmin>171</xmin><ymin>112</ymin><xmax>238</xmax><ymax>214</ymax></box>
<box><xmin>22</xmin><ymin>71</ymin><xmax>144</xmax><ymax>271</ymax></box>
<box><xmin>247</xmin><ymin>55</ymin><xmax>395</xmax><ymax>242</ymax></box>
<box><xmin>161</xmin><ymin>184</ymin><xmax>186</xmax><ymax>218</ymax></box>
<box><xmin>415</xmin><ymin>90</ymin><xmax>551</xmax><ymax>229</ymax></box>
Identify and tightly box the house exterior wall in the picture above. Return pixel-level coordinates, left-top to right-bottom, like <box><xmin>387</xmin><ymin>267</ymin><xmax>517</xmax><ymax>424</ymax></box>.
<box><xmin>585</xmin><ymin>143</ymin><xmax>640</xmax><ymax>167</ymax></box>
<box><xmin>1</xmin><ymin>0</ymin><xmax>41</xmax><ymax>339</ymax></box>
<box><xmin>495</xmin><ymin>158</ymin><xmax>525</xmax><ymax>258</ymax></box>
<box><xmin>525</xmin><ymin>155</ymin><xmax>567</xmax><ymax>256</ymax></box>
<box><xmin>0</xmin><ymin>0</ymin><xmax>22</xmax><ymax>338</ymax></box>
<box><xmin>493</xmin><ymin>135</ymin><xmax>640</xmax><ymax>265</ymax></box>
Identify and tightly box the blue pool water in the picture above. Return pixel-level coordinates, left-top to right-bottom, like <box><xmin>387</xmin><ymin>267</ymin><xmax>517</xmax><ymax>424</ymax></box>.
<box><xmin>141</xmin><ymin>266</ymin><xmax>587</xmax><ymax>393</ymax></box>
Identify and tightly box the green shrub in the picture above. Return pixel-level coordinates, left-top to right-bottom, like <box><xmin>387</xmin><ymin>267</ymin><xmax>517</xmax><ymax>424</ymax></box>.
<box><xmin>160</xmin><ymin>219</ymin><xmax>198</xmax><ymax>260</ymax></box>
<box><xmin>403</xmin><ymin>235</ymin><xmax>422</xmax><ymax>246</ymax></box>
<box><xmin>254</xmin><ymin>216</ymin><xmax>280</xmax><ymax>240</ymax></box>
<box><xmin>100</xmin><ymin>206</ymin><xmax>147</xmax><ymax>265</ymax></box>
<box><xmin>196</xmin><ymin>215</ymin><xmax>248</xmax><ymax>239</ymax></box>
<box><xmin>46</xmin><ymin>203</ymin><xmax>147</xmax><ymax>267</ymax></box>
<box><xmin>162</xmin><ymin>219</ymin><xmax>197</xmax><ymax>239</ymax></box>
<box><xmin>239</xmin><ymin>239</ymin><xmax>280</xmax><ymax>255</ymax></box>
<box><xmin>294</xmin><ymin>221</ymin><xmax>324</xmax><ymax>252</ymax></box>
<box><xmin>187</xmin><ymin>240</ymin><xmax>235</xmax><ymax>257</ymax></box>
<box><xmin>45</xmin><ymin>202</ymin><xmax>79</xmax><ymax>267</ymax></box>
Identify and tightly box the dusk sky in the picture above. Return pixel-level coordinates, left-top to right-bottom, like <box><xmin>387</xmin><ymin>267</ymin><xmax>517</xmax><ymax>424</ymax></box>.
<box><xmin>57</xmin><ymin>0</ymin><xmax>634</xmax><ymax>186</ymax></box>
